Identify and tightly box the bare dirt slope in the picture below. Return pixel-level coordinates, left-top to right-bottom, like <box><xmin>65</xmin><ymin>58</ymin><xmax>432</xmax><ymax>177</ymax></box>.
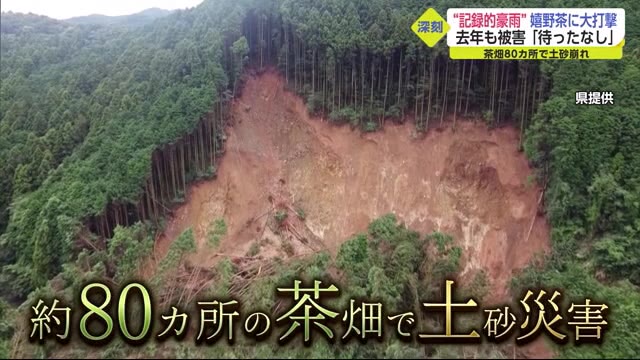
<box><xmin>154</xmin><ymin>69</ymin><xmax>550</xmax><ymax>299</ymax></box>
<box><xmin>149</xmin><ymin>69</ymin><xmax>552</xmax><ymax>358</ymax></box>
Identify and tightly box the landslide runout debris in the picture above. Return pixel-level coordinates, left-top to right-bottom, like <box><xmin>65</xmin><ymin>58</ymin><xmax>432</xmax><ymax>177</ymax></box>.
<box><xmin>153</xmin><ymin>68</ymin><xmax>551</xmax><ymax>309</ymax></box>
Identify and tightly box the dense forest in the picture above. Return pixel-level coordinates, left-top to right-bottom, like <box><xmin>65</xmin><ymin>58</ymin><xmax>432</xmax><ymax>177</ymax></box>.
<box><xmin>1</xmin><ymin>0</ymin><xmax>639</xmax><ymax>358</ymax></box>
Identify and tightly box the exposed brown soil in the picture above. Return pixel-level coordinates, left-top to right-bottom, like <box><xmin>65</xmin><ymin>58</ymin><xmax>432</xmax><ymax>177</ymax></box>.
<box><xmin>149</xmin><ymin>70</ymin><xmax>552</xmax><ymax>358</ymax></box>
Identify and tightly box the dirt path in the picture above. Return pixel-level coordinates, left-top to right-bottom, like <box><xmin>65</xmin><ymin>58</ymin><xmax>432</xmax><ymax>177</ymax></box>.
<box><xmin>150</xmin><ymin>70</ymin><xmax>552</xmax><ymax>358</ymax></box>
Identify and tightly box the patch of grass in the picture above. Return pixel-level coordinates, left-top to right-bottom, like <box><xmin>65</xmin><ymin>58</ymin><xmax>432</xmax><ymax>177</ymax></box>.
<box><xmin>526</xmin><ymin>174</ymin><xmax>537</xmax><ymax>188</ymax></box>
<box><xmin>274</xmin><ymin>210</ymin><xmax>288</xmax><ymax>225</ymax></box>
<box><xmin>482</xmin><ymin>110</ymin><xmax>494</xmax><ymax>126</ymax></box>
<box><xmin>468</xmin><ymin>270</ymin><xmax>489</xmax><ymax>302</ymax></box>
<box><xmin>281</xmin><ymin>239</ymin><xmax>294</xmax><ymax>256</ymax></box>
<box><xmin>362</xmin><ymin>121</ymin><xmax>379</xmax><ymax>132</ymax></box>
<box><xmin>295</xmin><ymin>207</ymin><xmax>306</xmax><ymax>220</ymax></box>
<box><xmin>329</xmin><ymin>106</ymin><xmax>360</xmax><ymax>125</ymax></box>
<box><xmin>207</xmin><ymin>218</ymin><xmax>227</xmax><ymax>248</ymax></box>
<box><xmin>247</xmin><ymin>241</ymin><xmax>261</xmax><ymax>257</ymax></box>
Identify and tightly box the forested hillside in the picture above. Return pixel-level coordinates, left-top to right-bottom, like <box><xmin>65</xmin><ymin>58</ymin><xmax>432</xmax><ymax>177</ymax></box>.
<box><xmin>0</xmin><ymin>0</ymin><xmax>248</xmax><ymax>300</ymax></box>
<box><xmin>1</xmin><ymin>0</ymin><xmax>639</xmax><ymax>358</ymax></box>
<box><xmin>64</xmin><ymin>8</ymin><xmax>174</xmax><ymax>27</ymax></box>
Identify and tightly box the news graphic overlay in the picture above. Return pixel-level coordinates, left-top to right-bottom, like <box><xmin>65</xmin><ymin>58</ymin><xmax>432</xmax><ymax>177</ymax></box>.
<box><xmin>28</xmin><ymin>280</ymin><xmax>610</xmax><ymax>346</ymax></box>
<box><xmin>412</xmin><ymin>8</ymin><xmax>626</xmax><ymax>60</ymax></box>
<box><xmin>411</xmin><ymin>8</ymin><xmax>451</xmax><ymax>47</ymax></box>
<box><xmin>446</xmin><ymin>8</ymin><xmax>625</xmax><ymax>60</ymax></box>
